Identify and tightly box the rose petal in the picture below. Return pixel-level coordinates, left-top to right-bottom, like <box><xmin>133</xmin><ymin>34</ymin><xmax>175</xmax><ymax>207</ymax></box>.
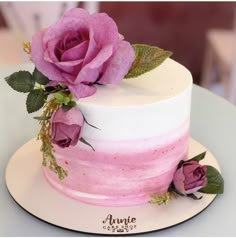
<box><xmin>57</xmin><ymin>123</ymin><xmax>82</xmax><ymax>146</ymax></box>
<box><xmin>75</xmin><ymin>44</ymin><xmax>113</xmax><ymax>84</ymax></box>
<box><xmin>45</xmin><ymin>37</ymin><xmax>61</xmax><ymax>63</ymax></box>
<box><xmin>173</xmin><ymin>167</ymin><xmax>186</xmax><ymax>194</ymax></box>
<box><xmin>51</xmin><ymin>123</ymin><xmax>72</xmax><ymax>148</ymax></box>
<box><xmin>185</xmin><ymin>175</ymin><xmax>207</xmax><ymax>192</ymax></box>
<box><xmin>44</xmin><ymin>49</ymin><xmax>56</xmax><ymax>64</ymax></box>
<box><xmin>98</xmin><ymin>41</ymin><xmax>135</xmax><ymax>84</ymax></box>
<box><xmin>202</xmin><ymin>165</ymin><xmax>207</xmax><ymax>174</ymax></box>
<box><xmin>52</xmin><ymin>107</ymin><xmax>84</xmax><ymax>126</ymax></box>
<box><xmin>82</xmin><ymin>11</ymin><xmax>120</xmax><ymax>66</ymax></box>
<box><xmin>185</xmin><ymin>180</ymin><xmax>205</xmax><ymax>191</ymax></box>
<box><xmin>68</xmin><ymin>83</ymin><xmax>97</xmax><ymax>99</ymax></box>
<box><xmin>184</xmin><ymin>163</ymin><xmax>206</xmax><ymax>184</ymax></box>
<box><xmin>82</xmin><ymin>27</ymin><xmax>99</xmax><ymax>66</ymax></box>
<box><xmin>51</xmin><ymin>121</ymin><xmax>58</xmax><ymax>141</ymax></box>
<box><xmin>51</xmin><ymin>107</ymin><xmax>84</xmax><ymax>148</ymax></box>
<box><xmin>43</xmin><ymin>8</ymin><xmax>90</xmax><ymax>43</ymax></box>
<box><xmin>31</xmin><ymin>30</ymin><xmax>66</xmax><ymax>84</ymax></box>
<box><xmin>91</xmin><ymin>12</ymin><xmax>120</xmax><ymax>51</ymax></box>
<box><xmin>63</xmin><ymin>31</ymin><xmax>85</xmax><ymax>50</ymax></box>
<box><xmin>54</xmin><ymin>59</ymin><xmax>83</xmax><ymax>75</ymax></box>
<box><xmin>56</xmin><ymin>58</ymin><xmax>84</xmax><ymax>67</ymax></box>
<box><xmin>183</xmin><ymin>161</ymin><xmax>200</xmax><ymax>174</ymax></box>
<box><xmin>61</xmin><ymin>40</ymin><xmax>89</xmax><ymax>61</ymax></box>
<box><xmin>52</xmin><ymin>123</ymin><xmax>72</xmax><ymax>148</ymax></box>
<box><xmin>59</xmin><ymin>72</ymin><xmax>79</xmax><ymax>84</ymax></box>
<box><xmin>52</xmin><ymin>123</ymin><xmax>69</xmax><ymax>141</ymax></box>
<box><xmin>184</xmin><ymin>174</ymin><xmax>199</xmax><ymax>185</ymax></box>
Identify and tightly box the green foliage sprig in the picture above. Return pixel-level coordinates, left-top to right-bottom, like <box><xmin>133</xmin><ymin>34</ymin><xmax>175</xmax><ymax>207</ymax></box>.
<box><xmin>38</xmin><ymin>99</ymin><xmax>68</xmax><ymax>179</ymax></box>
<box><xmin>150</xmin><ymin>152</ymin><xmax>224</xmax><ymax>206</ymax></box>
<box><xmin>149</xmin><ymin>192</ymin><xmax>171</xmax><ymax>205</ymax></box>
<box><xmin>5</xmin><ymin>67</ymin><xmax>77</xmax><ymax>179</ymax></box>
<box><xmin>5</xmin><ymin>68</ymin><xmax>76</xmax><ymax>113</ymax></box>
<box><xmin>5</xmin><ymin>66</ymin><xmax>98</xmax><ymax>179</ymax></box>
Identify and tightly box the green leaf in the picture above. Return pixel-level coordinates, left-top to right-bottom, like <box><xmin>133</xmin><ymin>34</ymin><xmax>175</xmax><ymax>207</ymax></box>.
<box><xmin>125</xmin><ymin>44</ymin><xmax>172</xmax><ymax>78</ymax></box>
<box><xmin>62</xmin><ymin>101</ymin><xmax>77</xmax><ymax>111</ymax></box>
<box><xmin>80</xmin><ymin>137</ymin><xmax>95</xmax><ymax>151</ymax></box>
<box><xmin>33</xmin><ymin>68</ymin><xmax>50</xmax><ymax>85</ymax></box>
<box><xmin>5</xmin><ymin>71</ymin><xmax>34</xmax><ymax>93</ymax></box>
<box><xmin>188</xmin><ymin>151</ymin><xmax>206</xmax><ymax>162</ymax></box>
<box><xmin>199</xmin><ymin>165</ymin><xmax>224</xmax><ymax>194</ymax></box>
<box><xmin>26</xmin><ymin>89</ymin><xmax>47</xmax><ymax>113</ymax></box>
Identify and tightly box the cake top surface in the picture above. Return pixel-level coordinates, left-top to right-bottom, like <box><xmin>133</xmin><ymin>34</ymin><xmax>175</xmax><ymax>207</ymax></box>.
<box><xmin>79</xmin><ymin>58</ymin><xmax>192</xmax><ymax>107</ymax></box>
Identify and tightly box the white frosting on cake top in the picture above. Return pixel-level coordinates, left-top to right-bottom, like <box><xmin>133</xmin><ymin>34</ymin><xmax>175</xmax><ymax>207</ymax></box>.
<box><xmin>79</xmin><ymin>58</ymin><xmax>192</xmax><ymax>107</ymax></box>
<box><xmin>78</xmin><ymin>58</ymin><xmax>192</xmax><ymax>141</ymax></box>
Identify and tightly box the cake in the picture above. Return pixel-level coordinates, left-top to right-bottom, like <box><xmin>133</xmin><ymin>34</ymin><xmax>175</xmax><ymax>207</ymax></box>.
<box><xmin>43</xmin><ymin>58</ymin><xmax>192</xmax><ymax>206</ymax></box>
<box><xmin>5</xmin><ymin>7</ymin><xmax>223</xmax><ymax>209</ymax></box>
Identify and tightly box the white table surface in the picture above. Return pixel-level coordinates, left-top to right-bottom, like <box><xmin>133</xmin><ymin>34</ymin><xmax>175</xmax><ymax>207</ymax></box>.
<box><xmin>0</xmin><ymin>64</ymin><xmax>236</xmax><ymax>236</ymax></box>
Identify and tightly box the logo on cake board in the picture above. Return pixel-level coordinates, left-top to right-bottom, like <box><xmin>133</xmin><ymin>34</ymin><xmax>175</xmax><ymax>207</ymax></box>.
<box><xmin>102</xmin><ymin>214</ymin><xmax>137</xmax><ymax>233</ymax></box>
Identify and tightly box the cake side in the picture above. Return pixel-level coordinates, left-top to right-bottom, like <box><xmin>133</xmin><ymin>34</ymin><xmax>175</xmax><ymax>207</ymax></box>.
<box><xmin>45</xmin><ymin>124</ymin><xmax>189</xmax><ymax>206</ymax></box>
<box><xmin>44</xmin><ymin>58</ymin><xmax>192</xmax><ymax>206</ymax></box>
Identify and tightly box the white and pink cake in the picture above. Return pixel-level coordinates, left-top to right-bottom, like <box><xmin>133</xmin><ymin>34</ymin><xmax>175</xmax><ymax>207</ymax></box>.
<box><xmin>44</xmin><ymin>58</ymin><xmax>192</xmax><ymax>206</ymax></box>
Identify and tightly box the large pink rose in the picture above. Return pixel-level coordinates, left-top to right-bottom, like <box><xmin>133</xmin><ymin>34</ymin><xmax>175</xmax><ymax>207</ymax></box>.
<box><xmin>51</xmin><ymin>107</ymin><xmax>84</xmax><ymax>148</ymax></box>
<box><xmin>173</xmin><ymin>161</ymin><xmax>207</xmax><ymax>194</ymax></box>
<box><xmin>31</xmin><ymin>8</ymin><xmax>135</xmax><ymax>99</ymax></box>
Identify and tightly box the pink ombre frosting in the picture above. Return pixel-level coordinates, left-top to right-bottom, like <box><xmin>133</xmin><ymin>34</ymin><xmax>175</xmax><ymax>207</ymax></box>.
<box><xmin>43</xmin><ymin>58</ymin><xmax>193</xmax><ymax>206</ymax></box>
<box><xmin>44</xmin><ymin>124</ymin><xmax>189</xmax><ymax>206</ymax></box>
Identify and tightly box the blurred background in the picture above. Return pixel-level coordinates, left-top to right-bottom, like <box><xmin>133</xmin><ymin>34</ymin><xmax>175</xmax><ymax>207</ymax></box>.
<box><xmin>1</xmin><ymin>1</ymin><xmax>236</xmax><ymax>104</ymax></box>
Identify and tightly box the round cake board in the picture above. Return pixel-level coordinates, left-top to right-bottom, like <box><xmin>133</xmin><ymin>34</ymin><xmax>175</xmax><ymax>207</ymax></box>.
<box><xmin>5</xmin><ymin>138</ymin><xmax>219</xmax><ymax>235</ymax></box>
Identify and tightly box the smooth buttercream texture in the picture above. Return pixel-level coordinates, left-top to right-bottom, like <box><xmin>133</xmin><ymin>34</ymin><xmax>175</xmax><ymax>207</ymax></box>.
<box><xmin>78</xmin><ymin>58</ymin><xmax>192</xmax><ymax>141</ymax></box>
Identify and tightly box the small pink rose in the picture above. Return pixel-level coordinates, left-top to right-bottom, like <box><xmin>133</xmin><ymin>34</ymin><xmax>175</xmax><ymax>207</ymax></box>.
<box><xmin>51</xmin><ymin>107</ymin><xmax>84</xmax><ymax>148</ymax></box>
<box><xmin>31</xmin><ymin>8</ymin><xmax>135</xmax><ymax>99</ymax></box>
<box><xmin>173</xmin><ymin>161</ymin><xmax>207</xmax><ymax>194</ymax></box>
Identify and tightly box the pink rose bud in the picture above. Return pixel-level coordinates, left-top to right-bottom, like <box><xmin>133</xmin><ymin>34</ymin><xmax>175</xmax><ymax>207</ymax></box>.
<box><xmin>173</xmin><ymin>161</ymin><xmax>207</xmax><ymax>194</ymax></box>
<box><xmin>51</xmin><ymin>107</ymin><xmax>84</xmax><ymax>148</ymax></box>
<box><xmin>31</xmin><ymin>8</ymin><xmax>135</xmax><ymax>99</ymax></box>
